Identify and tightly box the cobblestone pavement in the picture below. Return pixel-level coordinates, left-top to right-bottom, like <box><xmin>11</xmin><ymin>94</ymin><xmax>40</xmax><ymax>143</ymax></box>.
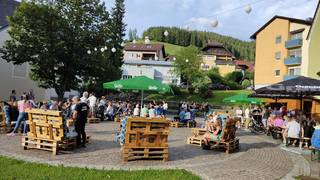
<box><xmin>0</xmin><ymin>121</ymin><xmax>313</xmax><ymax>180</ymax></box>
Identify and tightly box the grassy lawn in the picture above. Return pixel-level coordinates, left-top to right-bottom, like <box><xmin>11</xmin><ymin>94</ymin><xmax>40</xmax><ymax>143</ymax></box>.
<box><xmin>147</xmin><ymin>90</ymin><xmax>252</xmax><ymax>106</ymax></box>
<box><xmin>0</xmin><ymin>156</ymin><xmax>200</xmax><ymax>180</ymax></box>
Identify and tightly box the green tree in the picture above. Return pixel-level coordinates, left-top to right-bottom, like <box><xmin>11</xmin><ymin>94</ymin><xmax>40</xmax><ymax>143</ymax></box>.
<box><xmin>128</xmin><ymin>28</ymin><xmax>138</xmax><ymax>41</ymax></box>
<box><xmin>0</xmin><ymin>0</ymin><xmax>120</xmax><ymax>100</ymax></box>
<box><xmin>173</xmin><ymin>45</ymin><xmax>202</xmax><ymax>93</ymax></box>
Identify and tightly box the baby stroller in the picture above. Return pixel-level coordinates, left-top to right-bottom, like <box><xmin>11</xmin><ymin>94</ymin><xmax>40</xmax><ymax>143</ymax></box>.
<box><xmin>96</xmin><ymin>104</ymin><xmax>106</xmax><ymax>121</ymax></box>
<box><xmin>248</xmin><ymin>114</ymin><xmax>266</xmax><ymax>134</ymax></box>
<box><xmin>270</xmin><ymin>126</ymin><xmax>283</xmax><ymax>140</ymax></box>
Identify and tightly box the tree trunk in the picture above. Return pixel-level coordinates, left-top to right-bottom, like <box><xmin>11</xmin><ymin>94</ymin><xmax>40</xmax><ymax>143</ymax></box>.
<box><xmin>55</xmin><ymin>88</ymin><xmax>64</xmax><ymax>101</ymax></box>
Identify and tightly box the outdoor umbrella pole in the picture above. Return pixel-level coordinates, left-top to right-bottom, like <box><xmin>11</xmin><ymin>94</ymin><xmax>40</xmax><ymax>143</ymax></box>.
<box><xmin>300</xmin><ymin>92</ymin><xmax>303</xmax><ymax>112</ymax></box>
<box><xmin>141</xmin><ymin>90</ymin><xmax>144</xmax><ymax>109</ymax></box>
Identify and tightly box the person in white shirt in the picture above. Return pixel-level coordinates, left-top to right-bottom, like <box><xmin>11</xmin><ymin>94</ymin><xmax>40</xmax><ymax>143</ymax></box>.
<box><xmin>87</xmin><ymin>93</ymin><xmax>97</xmax><ymax>117</ymax></box>
<box><xmin>133</xmin><ymin>104</ymin><xmax>140</xmax><ymax>116</ymax></box>
<box><xmin>80</xmin><ymin>92</ymin><xmax>89</xmax><ymax>104</ymax></box>
<box><xmin>184</xmin><ymin>109</ymin><xmax>191</xmax><ymax>121</ymax></box>
<box><xmin>286</xmin><ymin>117</ymin><xmax>301</xmax><ymax>139</ymax></box>
<box><xmin>163</xmin><ymin>101</ymin><xmax>168</xmax><ymax>116</ymax></box>
<box><xmin>244</xmin><ymin>107</ymin><xmax>250</xmax><ymax>129</ymax></box>
<box><xmin>236</xmin><ymin>107</ymin><xmax>243</xmax><ymax>125</ymax></box>
<box><xmin>148</xmin><ymin>106</ymin><xmax>156</xmax><ymax>118</ymax></box>
<box><xmin>105</xmin><ymin>101</ymin><xmax>114</xmax><ymax>121</ymax></box>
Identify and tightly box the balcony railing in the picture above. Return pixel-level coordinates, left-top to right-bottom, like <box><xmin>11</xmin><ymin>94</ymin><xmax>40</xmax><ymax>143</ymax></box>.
<box><xmin>284</xmin><ymin>75</ymin><xmax>300</xmax><ymax>81</ymax></box>
<box><xmin>285</xmin><ymin>39</ymin><xmax>302</xmax><ymax>49</ymax></box>
<box><xmin>284</xmin><ymin>56</ymin><xmax>302</xmax><ymax>66</ymax></box>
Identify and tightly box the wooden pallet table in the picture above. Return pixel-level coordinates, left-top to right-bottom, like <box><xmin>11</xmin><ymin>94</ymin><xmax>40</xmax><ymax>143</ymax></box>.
<box><xmin>88</xmin><ymin>118</ymin><xmax>101</xmax><ymax>124</ymax></box>
<box><xmin>123</xmin><ymin>117</ymin><xmax>169</xmax><ymax>162</ymax></box>
<box><xmin>187</xmin><ymin>135</ymin><xmax>204</xmax><ymax>146</ymax></box>
<box><xmin>170</xmin><ymin>121</ymin><xmax>185</xmax><ymax>128</ymax></box>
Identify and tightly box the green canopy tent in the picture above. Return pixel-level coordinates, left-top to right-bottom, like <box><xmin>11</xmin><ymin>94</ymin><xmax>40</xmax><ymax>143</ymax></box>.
<box><xmin>103</xmin><ymin>76</ymin><xmax>172</xmax><ymax>107</ymax></box>
<box><xmin>223</xmin><ymin>93</ymin><xmax>264</xmax><ymax>104</ymax></box>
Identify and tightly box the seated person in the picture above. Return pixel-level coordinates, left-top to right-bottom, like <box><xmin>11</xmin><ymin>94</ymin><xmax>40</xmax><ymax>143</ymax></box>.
<box><xmin>285</xmin><ymin>117</ymin><xmax>301</xmax><ymax>146</ymax></box>
<box><xmin>203</xmin><ymin>118</ymin><xmax>222</xmax><ymax>146</ymax></box>
<box><xmin>148</xmin><ymin>106</ymin><xmax>156</xmax><ymax>118</ymax></box>
<box><xmin>301</xmin><ymin>119</ymin><xmax>315</xmax><ymax>147</ymax></box>
<box><xmin>184</xmin><ymin>109</ymin><xmax>191</xmax><ymax>122</ymax></box>
<box><xmin>273</xmin><ymin>115</ymin><xmax>284</xmax><ymax>128</ymax></box>
<box><xmin>140</xmin><ymin>105</ymin><xmax>149</xmax><ymax>117</ymax></box>
<box><xmin>179</xmin><ymin>109</ymin><xmax>186</xmax><ymax>123</ymax></box>
<box><xmin>266</xmin><ymin>113</ymin><xmax>276</xmax><ymax>135</ymax></box>
<box><xmin>311</xmin><ymin>120</ymin><xmax>320</xmax><ymax>149</ymax></box>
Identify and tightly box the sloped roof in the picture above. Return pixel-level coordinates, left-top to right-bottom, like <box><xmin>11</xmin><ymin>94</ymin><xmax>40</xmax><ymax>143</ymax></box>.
<box><xmin>250</xmin><ymin>15</ymin><xmax>312</xmax><ymax>39</ymax></box>
<box><xmin>0</xmin><ymin>0</ymin><xmax>19</xmax><ymax>28</ymax></box>
<box><xmin>124</xmin><ymin>43</ymin><xmax>164</xmax><ymax>52</ymax></box>
<box><xmin>202</xmin><ymin>40</ymin><xmax>234</xmax><ymax>57</ymax></box>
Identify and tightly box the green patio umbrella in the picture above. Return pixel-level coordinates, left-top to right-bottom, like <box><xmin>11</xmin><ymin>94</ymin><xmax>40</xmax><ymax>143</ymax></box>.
<box><xmin>103</xmin><ymin>76</ymin><xmax>172</xmax><ymax>106</ymax></box>
<box><xmin>223</xmin><ymin>93</ymin><xmax>264</xmax><ymax>104</ymax></box>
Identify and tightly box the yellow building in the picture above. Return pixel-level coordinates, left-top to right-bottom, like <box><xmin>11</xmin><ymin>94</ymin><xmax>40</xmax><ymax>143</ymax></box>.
<box><xmin>201</xmin><ymin>40</ymin><xmax>236</xmax><ymax>76</ymax></box>
<box><xmin>251</xmin><ymin>16</ymin><xmax>312</xmax><ymax>89</ymax></box>
<box><xmin>251</xmin><ymin>5</ymin><xmax>320</xmax><ymax>117</ymax></box>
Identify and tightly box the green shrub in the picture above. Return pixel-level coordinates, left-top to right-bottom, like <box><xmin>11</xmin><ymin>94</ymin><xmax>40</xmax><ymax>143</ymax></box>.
<box><xmin>170</xmin><ymin>85</ymin><xmax>182</xmax><ymax>95</ymax></box>
<box><xmin>188</xmin><ymin>86</ymin><xmax>195</xmax><ymax>94</ymax></box>
<box><xmin>224</xmin><ymin>80</ymin><xmax>241</xmax><ymax>90</ymax></box>
<box><xmin>241</xmin><ymin>79</ymin><xmax>251</xmax><ymax>89</ymax></box>
<box><xmin>224</xmin><ymin>71</ymin><xmax>243</xmax><ymax>83</ymax></box>
<box><xmin>199</xmin><ymin>85</ymin><xmax>213</xmax><ymax>98</ymax></box>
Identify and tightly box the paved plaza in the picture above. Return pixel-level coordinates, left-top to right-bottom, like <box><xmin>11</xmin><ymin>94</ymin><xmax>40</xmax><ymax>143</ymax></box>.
<box><xmin>0</xmin><ymin>120</ymin><xmax>316</xmax><ymax>180</ymax></box>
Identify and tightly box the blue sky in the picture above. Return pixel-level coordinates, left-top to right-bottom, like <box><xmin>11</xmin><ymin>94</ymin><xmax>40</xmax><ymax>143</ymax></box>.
<box><xmin>104</xmin><ymin>0</ymin><xmax>318</xmax><ymax>41</ymax></box>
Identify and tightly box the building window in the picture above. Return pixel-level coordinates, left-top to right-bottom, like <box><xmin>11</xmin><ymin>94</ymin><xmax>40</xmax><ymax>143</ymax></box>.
<box><xmin>291</xmin><ymin>32</ymin><xmax>302</xmax><ymax>40</ymax></box>
<box><xmin>275</xmin><ymin>52</ymin><xmax>281</xmax><ymax>60</ymax></box>
<box><xmin>289</xmin><ymin>48</ymin><xmax>302</xmax><ymax>58</ymax></box>
<box><xmin>288</xmin><ymin>67</ymin><xmax>301</xmax><ymax>76</ymax></box>
<box><xmin>275</xmin><ymin>70</ymin><xmax>280</xmax><ymax>76</ymax></box>
<box><xmin>275</xmin><ymin>35</ymin><xmax>282</xmax><ymax>44</ymax></box>
<box><xmin>12</xmin><ymin>63</ymin><xmax>28</xmax><ymax>78</ymax></box>
<box><xmin>122</xmin><ymin>75</ymin><xmax>132</xmax><ymax>79</ymax></box>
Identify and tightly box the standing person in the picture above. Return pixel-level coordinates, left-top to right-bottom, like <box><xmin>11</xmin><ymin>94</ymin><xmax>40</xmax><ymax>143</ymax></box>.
<box><xmin>88</xmin><ymin>93</ymin><xmax>97</xmax><ymax>117</ymax></box>
<box><xmin>80</xmin><ymin>91</ymin><xmax>89</xmax><ymax>104</ymax></box>
<box><xmin>72</xmin><ymin>96</ymin><xmax>89</xmax><ymax>148</ymax></box>
<box><xmin>244</xmin><ymin>107</ymin><xmax>251</xmax><ymax>129</ymax></box>
<box><xmin>2</xmin><ymin>101</ymin><xmax>12</xmax><ymax>132</ymax></box>
<box><xmin>27</xmin><ymin>89</ymin><xmax>35</xmax><ymax>101</ymax></box>
<box><xmin>163</xmin><ymin>101</ymin><xmax>168</xmax><ymax>116</ymax></box>
<box><xmin>236</xmin><ymin>107</ymin><xmax>243</xmax><ymax>126</ymax></box>
<box><xmin>105</xmin><ymin>102</ymin><xmax>114</xmax><ymax>121</ymax></box>
<box><xmin>9</xmin><ymin>90</ymin><xmax>17</xmax><ymax>102</ymax></box>
<box><xmin>7</xmin><ymin>95</ymin><xmax>31</xmax><ymax>136</ymax></box>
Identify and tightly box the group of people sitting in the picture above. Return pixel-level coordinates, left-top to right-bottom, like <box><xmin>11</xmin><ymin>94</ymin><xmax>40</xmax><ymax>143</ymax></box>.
<box><xmin>265</xmin><ymin>109</ymin><xmax>319</xmax><ymax>147</ymax></box>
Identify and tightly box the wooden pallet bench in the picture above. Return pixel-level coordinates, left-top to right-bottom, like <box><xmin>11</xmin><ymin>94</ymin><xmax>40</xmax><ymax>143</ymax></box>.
<box><xmin>123</xmin><ymin>117</ymin><xmax>169</xmax><ymax>162</ymax></box>
<box><xmin>22</xmin><ymin>109</ymin><xmax>78</xmax><ymax>155</ymax></box>
<box><xmin>203</xmin><ymin>119</ymin><xmax>240</xmax><ymax>154</ymax></box>
<box><xmin>87</xmin><ymin>118</ymin><xmax>101</xmax><ymax>124</ymax></box>
<box><xmin>187</xmin><ymin>128</ymin><xmax>207</xmax><ymax>146</ymax></box>
<box><xmin>170</xmin><ymin>121</ymin><xmax>197</xmax><ymax>128</ymax></box>
<box><xmin>123</xmin><ymin>147</ymin><xmax>168</xmax><ymax>161</ymax></box>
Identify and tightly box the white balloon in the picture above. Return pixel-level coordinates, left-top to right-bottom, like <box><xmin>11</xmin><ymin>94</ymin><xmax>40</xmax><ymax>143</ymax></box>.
<box><xmin>94</xmin><ymin>47</ymin><xmax>97</xmax><ymax>51</ymax></box>
<box><xmin>104</xmin><ymin>46</ymin><xmax>108</xmax><ymax>50</ymax></box>
<box><xmin>121</xmin><ymin>42</ymin><xmax>125</xmax><ymax>47</ymax></box>
<box><xmin>100</xmin><ymin>48</ymin><xmax>105</xmax><ymax>52</ymax></box>
<box><xmin>111</xmin><ymin>47</ymin><xmax>116</xmax><ymax>53</ymax></box>
<box><xmin>245</xmin><ymin>5</ymin><xmax>252</xmax><ymax>14</ymax></box>
<box><xmin>173</xmin><ymin>57</ymin><xmax>176</xmax><ymax>61</ymax></box>
<box><xmin>87</xmin><ymin>50</ymin><xmax>91</xmax><ymax>54</ymax></box>
<box><xmin>211</xmin><ymin>20</ymin><xmax>219</xmax><ymax>27</ymax></box>
<box><xmin>133</xmin><ymin>39</ymin><xmax>137</xmax><ymax>44</ymax></box>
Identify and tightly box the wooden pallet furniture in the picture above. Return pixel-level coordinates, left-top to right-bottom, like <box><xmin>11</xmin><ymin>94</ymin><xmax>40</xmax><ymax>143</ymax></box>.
<box><xmin>0</xmin><ymin>112</ymin><xmax>6</xmax><ymax>133</ymax></box>
<box><xmin>170</xmin><ymin>121</ymin><xmax>197</xmax><ymax>128</ymax></box>
<box><xmin>204</xmin><ymin>119</ymin><xmax>240</xmax><ymax>154</ymax></box>
<box><xmin>122</xmin><ymin>117</ymin><xmax>169</xmax><ymax>162</ymax></box>
<box><xmin>22</xmin><ymin>109</ymin><xmax>76</xmax><ymax>155</ymax></box>
<box><xmin>187</xmin><ymin>128</ymin><xmax>207</xmax><ymax>146</ymax></box>
<box><xmin>87</xmin><ymin>117</ymin><xmax>100</xmax><ymax>124</ymax></box>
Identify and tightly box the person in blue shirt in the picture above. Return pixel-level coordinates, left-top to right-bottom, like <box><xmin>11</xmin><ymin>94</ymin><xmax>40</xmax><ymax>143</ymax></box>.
<box><xmin>179</xmin><ymin>109</ymin><xmax>186</xmax><ymax>123</ymax></box>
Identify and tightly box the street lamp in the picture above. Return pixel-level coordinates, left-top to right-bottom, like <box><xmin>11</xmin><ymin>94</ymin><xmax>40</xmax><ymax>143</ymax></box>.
<box><xmin>164</xmin><ymin>30</ymin><xmax>169</xmax><ymax>37</ymax></box>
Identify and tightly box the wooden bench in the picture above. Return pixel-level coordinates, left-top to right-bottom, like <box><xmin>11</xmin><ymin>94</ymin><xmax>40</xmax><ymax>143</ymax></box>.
<box><xmin>204</xmin><ymin>119</ymin><xmax>240</xmax><ymax>154</ymax></box>
<box><xmin>187</xmin><ymin>128</ymin><xmax>207</xmax><ymax>146</ymax></box>
<box><xmin>170</xmin><ymin>121</ymin><xmax>197</xmax><ymax>128</ymax></box>
<box><xmin>87</xmin><ymin>117</ymin><xmax>100</xmax><ymax>124</ymax></box>
<box><xmin>22</xmin><ymin>109</ymin><xmax>76</xmax><ymax>155</ymax></box>
<box><xmin>122</xmin><ymin>117</ymin><xmax>169</xmax><ymax>162</ymax></box>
